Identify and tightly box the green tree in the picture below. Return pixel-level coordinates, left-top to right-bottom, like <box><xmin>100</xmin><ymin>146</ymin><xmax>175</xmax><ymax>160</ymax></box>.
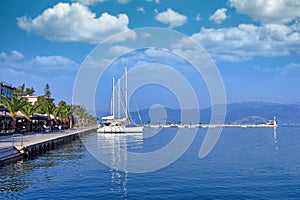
<box><xmin>59</xmin><ymin>104</ymin><xmax>73</xmax><ymax>128</ymax></box>
<box><xmin>14</xmin><ymin>84</ymin><xmax>35</xmax><ymax>97</ymax></box>
<box><xmin>82</xmin><ymin>113</ymin><xmax>98</xmax><ymax>126</ymax></box>
<box><xmin>14</xmin><ymin>83</ymin><xmax>26</xmax><ymax>97</ymax></box>
<box><xmin>25</xmin><ymin>87</ymin><xmax>35</xmax><ymax>96</ymax></box>
<box><xmin>0</xmin><ymin>95</ymin><xmax>27</xmax><ymax>132</ymax></box>
<box><xmin>21</xmin><ymin>102</ymin><xmax>40</xmax><ymax>132</ymax></box>
<box><xmin>65</xmin><ymin>105</ymin><xmax>73</xmax><ymax>128</ymax></box>
<box><xmin>58</xmin><ymin>100</ymin><xmax>67</xmax><ymax>108</ymax></box>
<box><xmin>44</xmin><ymin>83</ymin><xmax>51</xmax><ymax>98</ymax></box>
<box><xmin>59</xmin><ymin>108</ymin><xmax>67</xmax><ymax>123</ymax></box>
<box><xmin>35</xmin><ymin>96</ymin><xmax>54</xmax><ymax>114</ymax></box>
<box><xmin>73</xmin><ymin>105</ymin><xmax>86</xmax><ymax>127</ymax></box>
<box><xmin>52</xmin><ymin>106</ymin><xmax>61</xmax><ymax>122</ymax></box>
<box><xmin>43</xmin><ymin>102</ymin><xmax>55</xmax><ymax>121</ymax></box>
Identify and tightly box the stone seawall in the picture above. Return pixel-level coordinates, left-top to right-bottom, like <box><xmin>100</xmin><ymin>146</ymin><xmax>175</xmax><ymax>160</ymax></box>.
<box><xmin>0</xmin><ymin>127</ymin><xmax>97</xmax><ymax>167</ymax></box>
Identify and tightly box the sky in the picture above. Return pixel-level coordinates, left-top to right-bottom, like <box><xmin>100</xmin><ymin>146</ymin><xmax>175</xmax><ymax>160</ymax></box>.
<box><xmin>0</xmin><ymin>0</ymin><xmax>300</xmax><ymax>114</ymax></box>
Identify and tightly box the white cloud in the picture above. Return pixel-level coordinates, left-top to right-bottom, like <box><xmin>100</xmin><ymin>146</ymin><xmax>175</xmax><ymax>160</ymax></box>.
<box><xmin>145</xmin><ymin>0</ymin><xmax>160</xmax><ymax>3</ymax></box>
<box><xmin>74</xmin><ymin>0</ymin><xmax>105</xmax><ymax>6</ymax></box>
<box><xmin>141</xmin><ymin>32</ymin><xmax>152</xmax><ymax>38</ymax></box>
<box><xmin>278</xmin><ymin>63</ymin><xmax>300</xmax><ymax>78</ymax></box>
<box><xmin>229</xmin><ymin>0</ymin><xmax>300</xmax><ymax>24</ymax></box>
<box><xmin>117</xmin><ymin>0</ymin><xmax>130</xmax><ymax>4</ymax></box>
<box><xmin>136</xmin><ymin>7</ymin><xmax>145</xmax><ymax>13</ymax></box>
<box><xmin>0</xmin><ymin>50</ymin><xmax>79</xmax><ymax>72</ymax></box>
<box><xmin>0</xmin><ymin>51</ymin><xmax>79</xmax><ymax>100</ymax></box>
<box><xmin>74</xmin><ymin>0</ymin><xmax>130</xmax><ymax>5</ymax></box>
<box><xmin>0</xmin><ymin>50</ymin><xmax>24</xmax><ymax>60</ymax></box>
<box><xmin>0</xmin><ymin>67</ymin><xmax>46</xmax><ymax>93</ymax></box>
<box><xmin>17</xmin><ymin>3</ymin><xmax>135</xmax><ymax>44</ymax></box>
<box><xmin>195</xmin><ymin>14</ymin><xmax>201</xmax><ymax>21</ymax></box>
<box><xmin>29</xmin><ymin>56</ymin><xmax>79</xmax><ymax>71</ymax></box>
<box><xmin>155</xmin><ymin>8</ymin><xmax>188</xmax><ymax>28</ymax></box>
<box><xmin>108</xmin><ymin>48</ymin><xmax>187</xmax><ymax>71</ymax></box>
<box><xmin>209</xmin><ymin>8</ymin><xmax>227</xmax><ymax>24</ymax></box>
<box><xmin>174</xmin><ymin>22</ymin><xmax>300</xmax><ymax>62</ymax></box>
<box><xmin>108</xmin><ymin>45</ymin><xmax>133</xmax><ymax>56</ymax></box>
<box><xmin>256</xmin><ymin>62</ymin><xmax>300</xmax><ymax>79</ymax></box>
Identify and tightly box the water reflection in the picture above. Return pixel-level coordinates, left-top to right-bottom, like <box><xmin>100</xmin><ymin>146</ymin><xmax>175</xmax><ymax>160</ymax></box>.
<box><xmin>273</xmin><ymin>128</ymin><xmax>279</xmax><ymax>152</ymax></box>
<box><xmin>96</xmin><ymin>133</ymin><xmax>143</xmax><ymax>198</ymax></box>
<box><xmin>0</xmin><ymin>140</ymin><xmax>85</xmax><ymax>195</ymax></box>
<box><xmin>0</xmin><ymin>161</ymin><xmax>31</xmax><ymax>193</ymax></box>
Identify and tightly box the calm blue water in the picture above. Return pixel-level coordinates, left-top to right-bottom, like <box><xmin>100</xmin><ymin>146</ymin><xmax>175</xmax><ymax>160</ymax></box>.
<box><xmin>1</xmin><ymin>127</ymin><xmax>300</xmax><ymax>199</ymax></box>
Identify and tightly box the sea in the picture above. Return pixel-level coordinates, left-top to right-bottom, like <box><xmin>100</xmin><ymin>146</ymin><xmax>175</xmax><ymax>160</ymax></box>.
<box><xmin>1</xmin><ymin>127</ymin><xmax>300</xmax><ymax>199</ymax></box>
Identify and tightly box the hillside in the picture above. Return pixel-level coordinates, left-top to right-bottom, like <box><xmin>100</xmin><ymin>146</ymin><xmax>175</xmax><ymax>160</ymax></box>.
<box><xmin>129</xmin><ymin>102</ymin><xmax>300</xmax><ymax>126</ymax></box>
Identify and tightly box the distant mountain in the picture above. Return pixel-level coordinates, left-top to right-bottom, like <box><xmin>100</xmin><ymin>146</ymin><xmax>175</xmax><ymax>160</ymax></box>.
<box><xmin>224</xmin><ymin>102</ymin><xmax>300</xmax><ymax>125</ymax></box>
<box><xmin>129</xmin><ymin>102</ymin><xmax>300</xmax><ymax>125</ymax></box>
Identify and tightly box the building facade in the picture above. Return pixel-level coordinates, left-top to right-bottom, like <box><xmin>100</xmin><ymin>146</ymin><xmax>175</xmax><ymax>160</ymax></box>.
<box><xmin>0</xmin><ymin>81</ymin><xmax>14</xmax><ymax>100</ymax></box>
<box><xmin>23</xmin><ymin>95</ymin><xmax>39</xmax><ymax>105</ymax></box>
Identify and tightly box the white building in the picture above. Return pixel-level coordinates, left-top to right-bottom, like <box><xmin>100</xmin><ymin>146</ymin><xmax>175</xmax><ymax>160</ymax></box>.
<box><xmin>23</xmin><ymin>95</ymin><xmax>39</xmax><ymax>105</ymax></box>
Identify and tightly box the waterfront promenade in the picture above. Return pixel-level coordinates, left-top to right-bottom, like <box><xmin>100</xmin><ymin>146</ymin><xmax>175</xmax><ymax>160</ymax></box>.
<box><xmin>0</xmin><ymin>127</ymin><xmax>97</xmax><ymax>166</ymax></box>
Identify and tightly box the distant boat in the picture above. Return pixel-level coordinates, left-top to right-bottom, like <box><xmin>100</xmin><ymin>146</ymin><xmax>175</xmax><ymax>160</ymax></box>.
<box><xmin>97</xmin><ymin>68</ymin><xmax>143</xmax><ymax>134</ymax></box>
<box><xmin>169</xmin><ymin>124</ymin><xmax>178</xmax><ymax>128</ymax></box>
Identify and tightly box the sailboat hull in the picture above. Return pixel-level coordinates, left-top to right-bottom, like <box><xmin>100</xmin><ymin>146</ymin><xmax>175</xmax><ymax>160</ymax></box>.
<box><xmin>97</xmin><ymin>125</ymin><xmax>143</xmax><ymax>134</ymax></box>
<box><xmin>125</xmin><ymin>126</ymin><xmax>144</xmax><ymax>133</ymax></box>
<box><xmin>97</xmin><ymin>126</ymin><xmax>125</xmax><ymax>133</ymax></box>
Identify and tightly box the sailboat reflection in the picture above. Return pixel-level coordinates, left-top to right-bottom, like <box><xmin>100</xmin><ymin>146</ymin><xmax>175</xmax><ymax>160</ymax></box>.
<box><xmin>97</xmin><ymin>133</ymin><xmax>143</xmax><ymax>197</ymax></box>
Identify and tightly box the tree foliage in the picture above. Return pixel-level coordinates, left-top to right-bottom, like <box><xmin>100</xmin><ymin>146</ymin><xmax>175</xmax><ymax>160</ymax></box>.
<box><xmin>0</xmin><ymin>95</ymin><xmax>27</xmax><ymax>119</ymax></box>
<box><xmin>21</xmin><ymin>103</ymin><xmax>40</xmax><ymax>120</ymax></box>
<box><xmin>44</xmin><ymin>83</ymin><xmax>51</xmax><ymax>98</ymax></box>
<box><xmin>35</xmin><ymin>96</ymin><xmax>54</xmax><ymax>114</ymax></box>
<box><xmin>1</xmin><ymin>82</ymin><xmax>98</xmax><ymax>133</ymax></box>
<box><xmin>14</xmin><ymin>83</ymin><xmax>35</xmax><ymax>97</ymax></box>
<box><xmin>58</xmin><ymin>100</ymin><xmax>67</xmax><ymax>108</ymax></box>
<box><xmin>25</xmin><ymin>87</ymin><xmax>35</xmax><ymax>96</ymax></box>
<box><xmin>1</xmin><ymin>95</ymin><xmax>27</xmax><ymax>131</ymax></box>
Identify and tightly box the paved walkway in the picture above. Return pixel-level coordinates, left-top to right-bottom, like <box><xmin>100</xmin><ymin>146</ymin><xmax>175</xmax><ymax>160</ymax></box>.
<box><xmin>0</xmin><ymin>127</ymin><xmax>96</xmax><ymax>159</ymax></box>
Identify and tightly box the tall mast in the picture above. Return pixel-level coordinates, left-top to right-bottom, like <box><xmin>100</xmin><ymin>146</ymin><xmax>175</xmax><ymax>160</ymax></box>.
<box><xmin>118</xmin><ymin>79</ymin><xmax>121</xmax><ymax>119</ymax></box>
<box><xmin>125</xmin><ymin>67</ymin><xmax>128</xmax><ymax>120</ymax></box>
<box><xmin>112</xmin><ymin>78</ymin><xmax>115</xmax><ymax>117</ymax></box>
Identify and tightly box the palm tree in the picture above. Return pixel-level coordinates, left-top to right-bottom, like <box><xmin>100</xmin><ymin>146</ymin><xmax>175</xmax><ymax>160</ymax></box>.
<box><xmin>65</xmin><ymin>105</ymin><xmax>73</xmax><ymax>128</ymax></box>
<box><xmin>59</xmin><ymin>107</ymin><xmax>69</xmax><ymax>129</ymax></box>
<box><xmin>42</xmin><ymin>102</ymin><xmax>55</xmax><ymax>129</ymax></box>
<box><xmin>43</xmin><ymin>103</ymin><xmax>55</xmax><ymax>121</ymax></box>
<box><xmin>0</xmin><ymin>95</ymin><xmax>27</xmax><ymax>132</ymax></box>
<box><xmin>82</xmin><ymin>113</ymin><xmax>98</xmax><ymax>126</ymax></box>
<box><xmin>21</xmin><ymin>102</ymin><xmax>40</xmax><ymax>132</ymax></box>
<box><xmin>73</xmin><ymin>105</ymin><xmax>86</xmax><ymax>127</ymax></box>
<box><xmin>59</xmin><ymin>105</ymin><xmax>73</xmax><ymax>128</ymax></box>
<box><xmin>52</xmin><ymin>106</ymin><xmax>61</xmax><ymax>122</ymax></box>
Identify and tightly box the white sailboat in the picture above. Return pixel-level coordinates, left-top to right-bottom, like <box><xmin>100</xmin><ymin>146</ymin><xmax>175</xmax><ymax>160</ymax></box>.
<box><xmin>97</xmin><ymin>68</ymin><xmax>144</xmax><ymax>134</ymax></box>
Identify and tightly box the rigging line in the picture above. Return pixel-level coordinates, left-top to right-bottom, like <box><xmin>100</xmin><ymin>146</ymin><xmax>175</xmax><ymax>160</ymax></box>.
<box><xmin>120</xmin><ymin>85</ymin><xmax>131</xmax><ymax>124</ymax></box>
<box><xmin>119</xmin><ymin>85</ymin><xmax>127</xmax><ymax>118</ymax></box>
<box><xmin>133</xmin><ymin>95</ymin><xmax>142</xmax><ymax>124</ymax></box>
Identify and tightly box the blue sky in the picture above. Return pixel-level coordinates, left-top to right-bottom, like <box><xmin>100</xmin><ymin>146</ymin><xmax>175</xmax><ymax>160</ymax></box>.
<box><xmin>0</xmin><ymin>0</ymin><xmax>300</xmax><ymax>112</ymax></box>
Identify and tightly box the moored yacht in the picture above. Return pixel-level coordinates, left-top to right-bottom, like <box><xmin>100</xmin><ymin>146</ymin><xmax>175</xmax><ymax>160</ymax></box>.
<box><xmin>97</xmin><ymin>68</ymin><xmax>144</xmax><ymax>134</ymax></box>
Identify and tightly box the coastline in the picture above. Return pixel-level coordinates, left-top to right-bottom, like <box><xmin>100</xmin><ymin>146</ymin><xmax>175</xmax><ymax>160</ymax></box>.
<box><xmin>145</xmin><ymin>123</ymin><xmax>278</xmax><ymax>128</ymax></box>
